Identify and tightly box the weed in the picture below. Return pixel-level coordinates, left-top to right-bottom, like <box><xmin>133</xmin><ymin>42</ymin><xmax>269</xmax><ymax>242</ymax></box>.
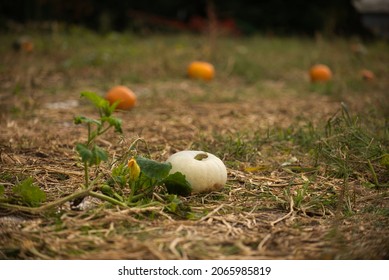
<box><xmin>362</xmin><ymin>204</ymin><xmax>389</xmax><ymax>216</ymax></box>
<box><xmin>193</xmin><ymin>131</ymin><xmax>264</xmax><ymax>163</ymax></box>
<box><xmin>293</xmin><ymin>181</ymin><xmax>310</xmax><ymax>209</ymax></box>
<box><xmin>0</xmin><ymin>177</ymin><xmax>46</xmax><ymax>207</ymax></box>
<box><xmin>0</xmin><ymin>172</ymin><xmax>26</xmax><ymax>183</ymax></box>
<box><xmin>315</xmin><ymin>103</ymin><xmax>387</xmax><ymax>187</ymax></box>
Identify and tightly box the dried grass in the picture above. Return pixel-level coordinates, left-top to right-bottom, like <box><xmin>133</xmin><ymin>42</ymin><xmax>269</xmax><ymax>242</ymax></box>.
<box><xmin>1</xmin><ymin>33</ymin><xmax>388</xmax><ymax>260</ymax></box>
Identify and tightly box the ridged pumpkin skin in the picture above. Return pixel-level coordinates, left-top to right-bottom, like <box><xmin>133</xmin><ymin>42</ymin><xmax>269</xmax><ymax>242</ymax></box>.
<box><xmin>166</xmin><ymin>150</ymin><xmax>227</xmax><ymax>193</ymax></box>
<box><xmin>309</xmin><ymin>64</ymin><xmax>332</xmax><ymax>83</ymax></box>
<box><xmin>187</xmin><ymin>61</ymin><xmax>215</xmax><ymax>81</ymax></box>
<box><xmin>105</xmin><ymin>86</ymin><xmax>136</xmax><ymax>110</ymax></box>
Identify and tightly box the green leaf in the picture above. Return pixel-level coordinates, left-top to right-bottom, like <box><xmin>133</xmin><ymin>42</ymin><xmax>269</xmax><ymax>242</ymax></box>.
<box><xmin>136</xmin><ymin>157</ymin><xmax>172</xmax><ymax>182</ymax></box>
<box><xmin>163</xmin><ymin>172</ymin><xmax>192</xmax><ymax>196</ymax></box>
<box><xmin>90</xmin><ymin>145</ymin><xmax>108</xmax><ymax>166</ymax></box>
<box><xmin>12</xmin><ymin>178</ymin><xmax>46</xmax><ymax>207</ymax></box>
<box><xmin>76</xmin><ymin>143</ymin><xmax>93</xmax><ymax>163</ymax></box>
<box><xmin>80</xmin><ymin>91</ymin><xmax>110</xmax><ymax>110</ymax></box>
<box><xmin>109</xmin><ymin>163</ymin><xmax>130</xmax><ymax>187</ymax></box>
<box><xmin>103</xmin><ymin>100</ymin><xmax>120</xmax><ymax>116</ymax></box>
<box><xmin>76</xmin><ymin>144</ymin><xmax>107</xmax><ymax>166</ymax></box>
<box><xmin>74</xmin><ymin>116</ymin><xmax>101</xmax><ymax>126</ymax></box>
<box><xmin>101</xmin><ymin>116</ymin><xmax>122</xmax><ymax>133</ymax></box>
<box><xmin>164</xmin><ymin>194</ymin><xmax>192</xmax><ymax>218</ymax></box>
<box><xmin>74</xmin><ymin>116</ymin><xmax>83</xmax><ymax>125</ymax></box>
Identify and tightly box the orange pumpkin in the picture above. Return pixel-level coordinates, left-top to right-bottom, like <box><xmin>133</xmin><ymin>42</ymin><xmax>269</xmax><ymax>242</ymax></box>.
<box><xmin>13</xmin><ymin>37</ymin><xmax>34</xmax><ymax>53</ymax></box>
<box><xmin>309</xmin><ymin>64</ymin><xmax>332</xmax><ymax>83</ymax></box>
<box><xmin>187</xmin><ymin>61</ymin><xmax>215</xmax><ymax>81</ymax></box>
<box><xmin>105</xmin><ymin>86</ymin><xmax>137</xmax><ymax>110</ymax></box>
<box><xmin>21</xmin><ymin>41</ymin><xmax>34</xmax><ymax>53</ymax></box>
<box><xmin>361</xmin><ymin>69</ymin><xmax>375</xmax><ymax>81</ymax></box>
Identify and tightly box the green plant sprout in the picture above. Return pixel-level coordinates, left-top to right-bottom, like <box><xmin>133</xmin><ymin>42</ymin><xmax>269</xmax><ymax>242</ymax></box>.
<box><xmin>74</xmin><ymin>91</ymin><xmax>122</xmax><ymax>189</ymax></box>
<box><xmin>0</xmin><ymin>92</ymin><xmax>192</xmax><ymax>216</ymax></box>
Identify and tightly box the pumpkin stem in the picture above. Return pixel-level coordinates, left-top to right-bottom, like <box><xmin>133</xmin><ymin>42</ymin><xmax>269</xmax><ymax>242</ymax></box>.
<box><xmin>194</xmin><ymin>153</ymin><xmax>208</xmax><ymax>161</ymax></box>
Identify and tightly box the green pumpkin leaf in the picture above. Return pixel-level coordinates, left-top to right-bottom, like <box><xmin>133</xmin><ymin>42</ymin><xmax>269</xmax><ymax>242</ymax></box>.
<box><xmin>76</xmin><ymin>143</ymin><xmax>93</xmax><ymax>163</ymax></box>
<box><xmin>74</xmin><ymin>116</ymin><xmax>101</xmax><ymax>126</ymax></box>
<box><xmin>104</xmin><ymin>100</ymin><xmax>120</xmax><ymax>116</ymax></box>
<box><xmin>12</xmin><ymin>177</ymin><xmax>46</xmax><ymax>207</ymax></box>
<box><xmin>136</xmin><ymin>156</ymin><xmax>171</xmax><ymax>182</ymax></box>
<box><xmin>76</xmin><ymin>144</ymin><xmax>107</xmax><ymax>166</ymax></box>
<box><xmin>101</xmin><ymin>116</ymin><xmax>122</xmax><ymax>133</ymax></box>
<box><xmin>80</xmin><ymin>91</ymin><xmax>109</xmax><ymax>110</ymax></box>
<box><xmin>163</xmin><ymin>172</ymin><xmax>192</xmax><ymax>196</ymax></box>
<box><xmin>90</xmin><ymin>145</ymin><xmax>108</xmax><ymax>165</ymax></box>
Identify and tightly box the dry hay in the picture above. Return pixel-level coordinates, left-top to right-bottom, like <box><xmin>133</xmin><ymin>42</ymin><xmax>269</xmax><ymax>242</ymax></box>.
<box><xmin>1</xmin><ymin>82</ymin><xmax>388</xmax><ymax>260</ymax></box>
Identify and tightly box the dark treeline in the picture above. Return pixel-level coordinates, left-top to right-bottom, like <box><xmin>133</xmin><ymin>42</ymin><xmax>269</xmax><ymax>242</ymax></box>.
<box><xmin>0</xmin><ymin>0</ymin><xmax>369</xmax><ymax>36</ymax></box>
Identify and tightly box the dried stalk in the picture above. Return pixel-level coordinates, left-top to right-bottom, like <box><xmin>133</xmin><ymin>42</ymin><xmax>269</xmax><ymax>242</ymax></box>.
<box><xmin>0</xmin><ymin>185</ymin><xmax>96</xmax><ymax>215</ymax></box>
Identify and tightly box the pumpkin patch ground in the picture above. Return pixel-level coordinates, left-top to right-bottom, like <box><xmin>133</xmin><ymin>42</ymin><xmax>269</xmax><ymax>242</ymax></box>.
<box><xmin>0</xmin><ymin>29</ymin><xmax>388</xmax><ymax>260</ymax></box>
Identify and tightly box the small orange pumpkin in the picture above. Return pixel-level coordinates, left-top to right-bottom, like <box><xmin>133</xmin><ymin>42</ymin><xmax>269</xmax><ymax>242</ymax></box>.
<box><xmin>13</xmin><ymin>37</ymin><xmax>34</xmax><ymax>53</ymax></box>
<box><xmin>309</xmin><ymin>64</ymin><xmax>332</xmax><ymax>83</ymax></box>
<box><xmin>361</xmin><ymin>69</ymin><xmax>375</xmax><ymax>81</ymax></box>
<box><xmin>187</xmin><ymin>61</ymin><xmax>215</xmax><ymax>81</ymax></box>
<box><xmin>21</xmin><ymin>41</ymin><xmax>34</xmax><ymax>53</ymax></box>
<box><xmin>105</xmin><ymin>86</ymin><xmax>137</xmax><ymax>110</ymax></box>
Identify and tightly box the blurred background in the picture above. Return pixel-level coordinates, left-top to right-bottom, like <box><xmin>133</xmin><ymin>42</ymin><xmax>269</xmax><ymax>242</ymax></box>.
<box><xmin>1</xmin><ymin>0</ymin><xmax>388</xmax><ymax>38</ymax></box>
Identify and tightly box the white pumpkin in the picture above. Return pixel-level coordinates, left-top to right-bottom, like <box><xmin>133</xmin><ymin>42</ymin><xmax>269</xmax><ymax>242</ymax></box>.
<box><xmin>166</xmin><ymin>150</ymin><xmax>227</xmax><ymax>193</ymax></box>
